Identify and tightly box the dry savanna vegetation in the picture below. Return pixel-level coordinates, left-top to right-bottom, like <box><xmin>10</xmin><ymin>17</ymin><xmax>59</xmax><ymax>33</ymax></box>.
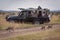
<box><xmin>50</xmin><ymin>15</ymin><xmax>60</xmax><ymax>23</ymax></box>
<box><xmin>5</xmin><ymin>28</ymin><xmax>60</xmax><ymax>40</ymax></box>
<box><xmin>0</xmin><ymin>14</ymin><xmax>42</xmax><ymax>30</ymax></box>
<box><xmin>0</xmin><ymin>12</ymin><xmax>60</xmax><ymax>40</ymax></box>
<box><xmin>0</xmin><ymin>12</ymin><xmax>60</xmax><ymax>29</ymax></box>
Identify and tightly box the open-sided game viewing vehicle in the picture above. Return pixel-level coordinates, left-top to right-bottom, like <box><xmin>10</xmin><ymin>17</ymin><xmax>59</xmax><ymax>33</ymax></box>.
<box><xmin>6</xmin><ymin>6</ymin><xmax>51</xmax><ymax>24</ymax></box>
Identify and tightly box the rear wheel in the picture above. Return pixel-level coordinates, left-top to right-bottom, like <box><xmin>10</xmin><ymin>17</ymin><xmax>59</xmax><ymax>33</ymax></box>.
<box><xmin>33</xmin><ymin>20</ymin><xmax>40</xmax><ymax>24</ymax></box>
<box><xmin>40</xmin><ymin>21</ymin><xmax>44</xmax><ymax>24</ymax></box>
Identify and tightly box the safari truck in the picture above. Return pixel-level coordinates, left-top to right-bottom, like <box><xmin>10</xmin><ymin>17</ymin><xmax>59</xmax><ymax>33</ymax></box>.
<box><xmin>6</xmin><ymin>6</ymin><xmax>51</xmax><ymax>24</ymax></box>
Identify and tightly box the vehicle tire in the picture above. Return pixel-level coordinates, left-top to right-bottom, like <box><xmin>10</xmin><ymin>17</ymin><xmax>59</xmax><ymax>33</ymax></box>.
<box><xmin>8</xmin><ymin>19</ymin><xmax>14</xmax><ymax>23</ymax></box>
<box><xmin>33</xmin><ymin>21</ymin><xmax>40</xmax><ymax>24</ymax></box>
<box><xmin>10</xmin><ymin>20</ymin><xmax>14</xmax><ymax>23</ymax></box>
<box><xmin>40</xmin><ymin>21</ymin><xmax>44</xmax><ymax>24</ymax></box>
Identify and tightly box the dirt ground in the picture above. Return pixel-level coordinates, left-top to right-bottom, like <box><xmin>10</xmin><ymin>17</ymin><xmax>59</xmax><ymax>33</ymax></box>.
<box><xmin>0</xmin><ymin>23</ymin><xmax>60</xmax><ymax>40</ymax></box>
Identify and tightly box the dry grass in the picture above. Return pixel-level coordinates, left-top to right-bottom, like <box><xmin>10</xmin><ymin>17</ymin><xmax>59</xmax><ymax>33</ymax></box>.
<box><xmin>0</xmin><ymin>14</ymin><xmax>60</xmax><ymax>40</ymax></box>
<box><xmin>0</xmin><ymin>14</ymin><xmax>60</xmax><ymax>29</ymax></box>
<box><xmin>0</xmin><ymin>14</ymin><xmax>37</xmax><ymax>29</ymax></box>
<box><xmin>4</xmin><ymin>28</ymin><xmax>60</xmax><ymax>40</ymax></box>
<box><xmin>50</xmin><ymin>15</ymin><xmax>60</xmax><ymax>23</ymax></box>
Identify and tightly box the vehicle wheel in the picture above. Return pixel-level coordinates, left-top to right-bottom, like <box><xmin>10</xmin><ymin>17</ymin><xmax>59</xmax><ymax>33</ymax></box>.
<box><xmin>34</xmin><ymin>21</ymin><xmax>40</xmax><ymax>24</ymax></box>
<box><xmin>8</xmin><ymin>19</ymin><xmax>14</xmax><ymax>23</ymax></box>
<box><xmin>10</xmin><ymin>20</ymin><xmax>14</xmax><ymax>23</ymax></box>
<box><xmin>40</xmin><ymin>21</ymin><xmax>43</xmax><ymax>24</ymax></box>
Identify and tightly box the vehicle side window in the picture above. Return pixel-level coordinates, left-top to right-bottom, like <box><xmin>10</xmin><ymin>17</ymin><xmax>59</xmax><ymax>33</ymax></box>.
<box><xmin>38</xmin><ymin>11</ymin><xmax>42</xmax><ymax>17</ymax></box>
<box><xmin>27</xmin><ymin>11</ymin><xmax>32</xmax><ymax>17</ymax></box>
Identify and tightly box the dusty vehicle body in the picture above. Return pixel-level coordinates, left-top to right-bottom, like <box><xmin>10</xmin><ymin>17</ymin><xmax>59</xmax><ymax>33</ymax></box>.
<box><xmin>6</xmin><ymin>6</ymin><xmax>51</xmax><ymax>24</ymax></box>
